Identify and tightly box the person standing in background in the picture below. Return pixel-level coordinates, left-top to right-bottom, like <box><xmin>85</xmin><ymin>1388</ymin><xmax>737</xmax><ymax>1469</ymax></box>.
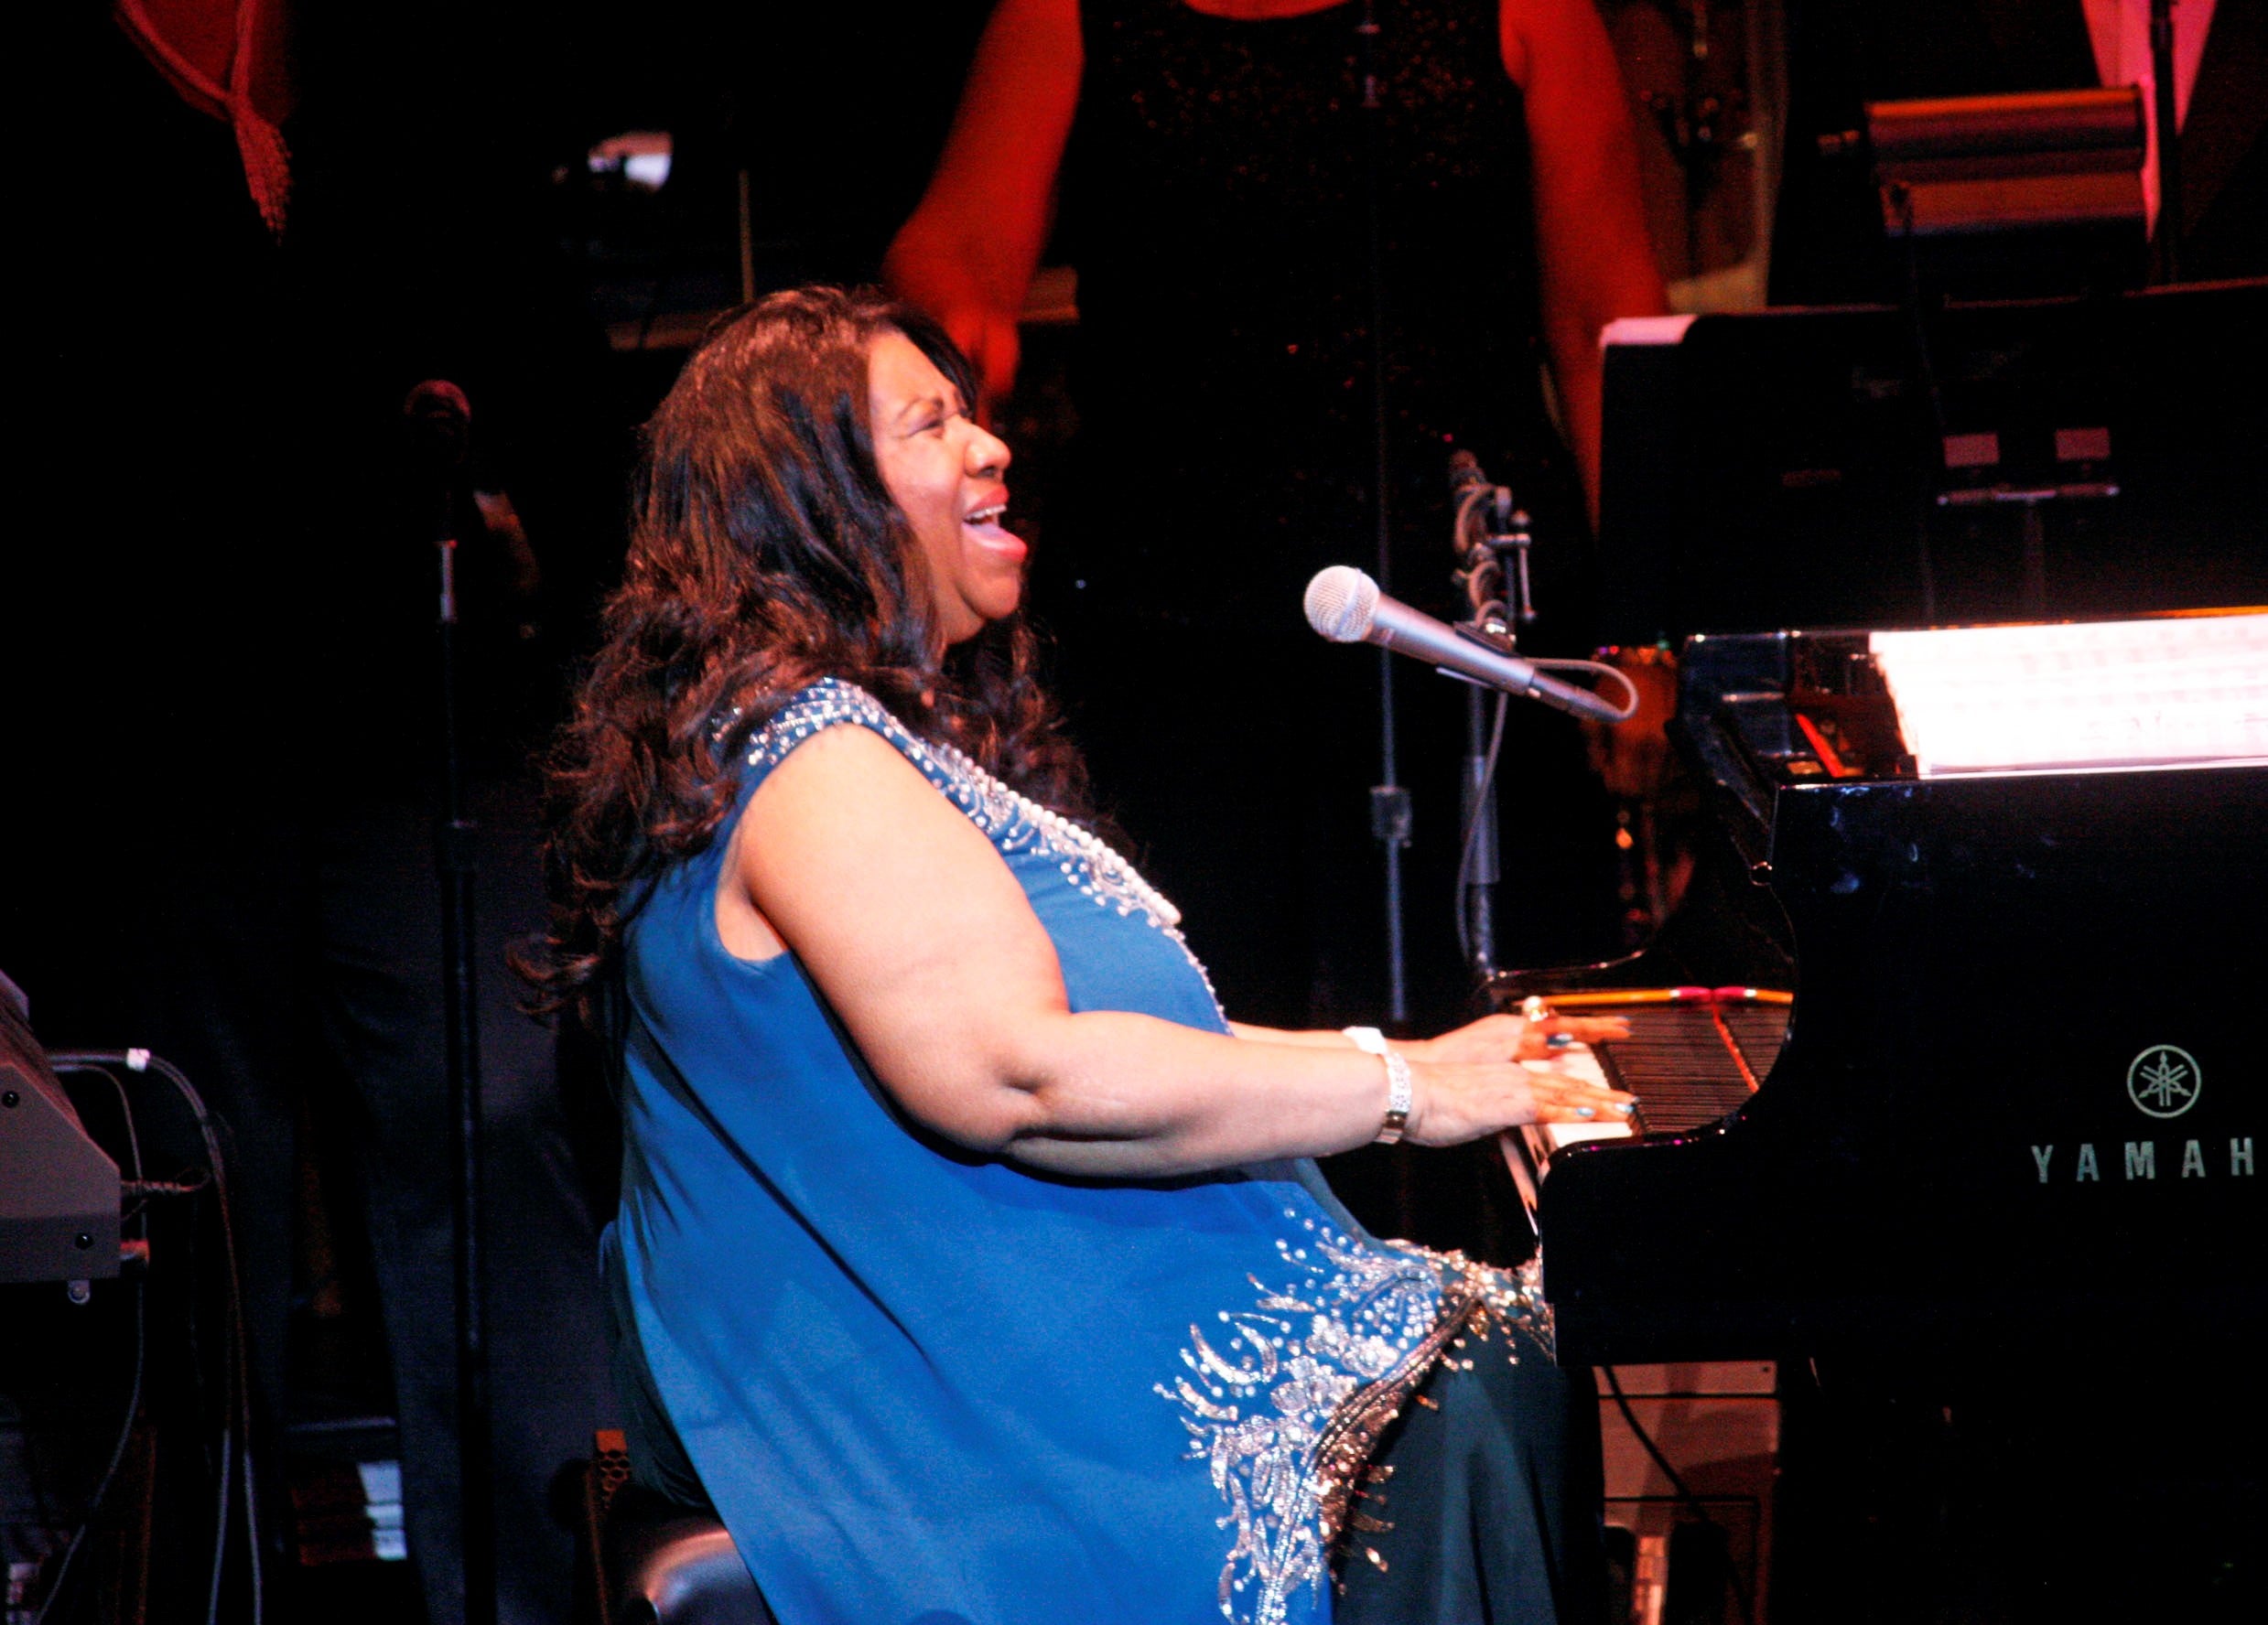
<box><xmin>886</xmin><ymin>0</ymin><xmax>1665</xmax><ymax>1071</ymax></box>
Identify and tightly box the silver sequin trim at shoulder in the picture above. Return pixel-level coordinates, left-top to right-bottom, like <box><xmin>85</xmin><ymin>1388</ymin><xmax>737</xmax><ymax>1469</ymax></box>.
<box><xmin>1157</xmin><ymin>1223</ymin><xmax>1553</xmax><ymax>1625</ymax></box>
<box><xmin>739</xmin><ymin>683</ymin><xmax>1222</xmax><ymax>1007</ymax></box>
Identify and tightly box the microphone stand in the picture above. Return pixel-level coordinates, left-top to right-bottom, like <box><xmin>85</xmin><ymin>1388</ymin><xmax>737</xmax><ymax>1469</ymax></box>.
<box><xmin>2149</xmin><ymin>0</ymin><xmax>2183</xmax><ymax>283</ymax></box>
<box><xmin>1461</xmin><ymin>684</ymin><xmax>1501</xmax><ymax>980</ymax></box>
<box><xmin>429</xmin><ymin>483</ymin><xmax>496</xmax><ymax>1625</ymax></box>
<box><xmin>1355</xmin><ymin>0</ymin><xmax>1410</xmax><ymax>1026</ymax></box>
<box><xmin>1453</xmin><ymin>484</ymin><xmax>1534</xmax><ymax>985</ymax></box>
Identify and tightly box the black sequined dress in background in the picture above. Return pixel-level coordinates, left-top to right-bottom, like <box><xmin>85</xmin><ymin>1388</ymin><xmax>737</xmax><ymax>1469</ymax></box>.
<box><xmin>1042</xmin><ymin>0</ymin><xmax>1610</xmax><ymax>1038</ymax></box>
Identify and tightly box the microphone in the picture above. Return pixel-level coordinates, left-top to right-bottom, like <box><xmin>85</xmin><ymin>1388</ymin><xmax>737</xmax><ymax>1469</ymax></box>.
<box><xmin>1446</xmin><ymin>449</ymin><xmax>1516</xmax><ymax>562</ymax></box>
<box><xmin>404</xmin><ymin>380</ymin><xmax>472</xmax><ymax>612</ymax></box>
<box><xmin>403</xmin><ymin>379</ymin><xmax>472</xmax><ymax>479</ymax></box>
<box><xmin>1304</xmin><ymin>565</ymin><xmax>1625</xmax><ymax>725</ymax></box>
<box><xmin>1448</xmin><ymin>448</ymin><xmax>1489</xmax><ymax>500</ymax></box>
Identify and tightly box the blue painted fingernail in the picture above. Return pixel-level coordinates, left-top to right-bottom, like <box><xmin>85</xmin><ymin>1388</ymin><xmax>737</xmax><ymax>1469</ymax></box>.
<box><xmin>1575</xmin><ymin>1106</ymin><xmax>1596</xmax><ymax>1119</ymax></box>
<box><xmin>1546</xmin><ymin>1033</ymin><xmax>1576</xmax><ymax>1049</ymax></box>
<box><xmin>1615</xmin><ymin>1101</ymin><xmax>1637</xmax><ymax>1115</ymax></box>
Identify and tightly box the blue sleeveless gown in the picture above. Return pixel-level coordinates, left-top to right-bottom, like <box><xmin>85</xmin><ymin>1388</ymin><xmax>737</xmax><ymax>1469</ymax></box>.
<box><xmin>602</xmin><ymin>680</ymin><xmax>1549</xmax><ymax>1625</ymax></box>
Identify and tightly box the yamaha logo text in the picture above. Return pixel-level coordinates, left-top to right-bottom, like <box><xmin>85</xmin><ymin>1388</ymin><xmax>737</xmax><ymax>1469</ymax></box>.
<box><xmin>2030</xmin><ymin>1044</ymin><xmax>2257</xmax><ymax>1184</ymax></box>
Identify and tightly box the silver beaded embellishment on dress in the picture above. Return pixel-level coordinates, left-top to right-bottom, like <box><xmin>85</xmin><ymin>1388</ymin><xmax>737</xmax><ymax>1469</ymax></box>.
<box><xmin>1153</xmin><ymin>1218</ymin><xmax>1555</xmax><ymax>1625</ymax></box>
<box><xmin>1156</xmin><ymin>1221</ymin><xmax>1441</xmax><ymax>1625</ymax></box>
<box><xmin>738</xmin><ymin>682</ymin><xmax>1224</xmax><ymax>1008</ymax></box>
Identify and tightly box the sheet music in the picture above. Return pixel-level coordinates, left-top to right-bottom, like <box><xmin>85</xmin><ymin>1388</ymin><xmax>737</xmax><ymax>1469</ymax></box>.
<box><xmin>1869</xmin><ymin>612</ymin><xmax>2268</xmax><ymax>776</ymax></box>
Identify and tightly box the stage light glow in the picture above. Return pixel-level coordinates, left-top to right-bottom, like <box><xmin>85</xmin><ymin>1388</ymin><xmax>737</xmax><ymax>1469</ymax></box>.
<box><xmin>587</xmin><ymin>131</ymin><xmax>673</xmax><ymax>190</ymax></box>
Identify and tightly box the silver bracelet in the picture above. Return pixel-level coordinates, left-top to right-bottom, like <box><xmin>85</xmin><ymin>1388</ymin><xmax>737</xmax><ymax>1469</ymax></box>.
<box><xmin>1343</xmin><ymin>1027</ymin><xmax>1413</xmax><ymax>1145</ymax></box>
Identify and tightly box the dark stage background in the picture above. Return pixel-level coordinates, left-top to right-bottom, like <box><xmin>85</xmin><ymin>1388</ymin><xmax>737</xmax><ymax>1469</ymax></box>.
<box><xmin>9</xmin><ymin>8</ymin><xmax>1002</xmax><ymax>1624</ymax></box>
<box><xmin>6</xmin><ymin>5</ymin><xmax>2263</xmax><ymax>1625</ymax></box>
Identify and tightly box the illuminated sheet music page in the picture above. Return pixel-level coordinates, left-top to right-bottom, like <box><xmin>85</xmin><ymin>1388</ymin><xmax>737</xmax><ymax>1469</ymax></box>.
<box><xmin>1868</xmin><ymin>613</ymin><xmax>2268</xmax><ymax>776</ymax></box>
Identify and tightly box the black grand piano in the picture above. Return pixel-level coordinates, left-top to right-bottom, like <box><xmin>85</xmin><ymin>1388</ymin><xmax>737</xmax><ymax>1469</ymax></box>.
<box><xmin>1479</xmin><ymin>288</ymin><xmax>2268</xmax><ymax>1618</ymax></box>
<box><xmin>1496</xmin><ymin>616</ymin><xmax>2267</xmax><ymax>1369</ymax></box>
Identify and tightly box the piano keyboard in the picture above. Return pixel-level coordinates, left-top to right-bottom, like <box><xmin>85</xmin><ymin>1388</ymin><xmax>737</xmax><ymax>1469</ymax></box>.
<box><xmin>1500</xmin><ymin>988</ymin><xmax>1792</xmax><ymax>1211</ymax></box>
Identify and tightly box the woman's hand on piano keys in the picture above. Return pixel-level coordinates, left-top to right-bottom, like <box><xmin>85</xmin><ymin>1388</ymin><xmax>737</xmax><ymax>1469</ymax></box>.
<box><xmin>1405</xmin><ymin>1010</ymin><xmax>1629</xmax><ymax>1067</ymax></box>
<box><xmin>1400</xmin><ymin>1013</ymin><xmax>1636</xmax><ymax>1146</ymax></box>
<box><xmin>1401</xmin><ymin>1055</ymin><xmax>1637</xmax><ymax>1146</ymax></box>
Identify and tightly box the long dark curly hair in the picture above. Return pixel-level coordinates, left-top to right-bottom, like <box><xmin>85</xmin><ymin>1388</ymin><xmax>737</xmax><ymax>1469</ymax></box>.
<box><xmin>521</xmin><ymin>285</ymin><xmax>1090</xmax><ymax>1022</ymax></box>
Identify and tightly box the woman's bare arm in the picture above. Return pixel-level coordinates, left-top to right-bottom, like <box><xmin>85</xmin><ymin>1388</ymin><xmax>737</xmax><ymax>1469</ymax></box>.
<box><xmin>733</xmin><ymin>726</ymin><xmax>1632</xmax><ymax>1178</ymax></box>
<box><xmin>1229</xmin><ymin>1014</ymin><xmax>1627</xmax><ymax>1058</ymax></box>
<box><xmin>1500</xmin><ymin>0</ymin><xmax>1669</xmax><ymax>523</ymax></box>
<box><xmin>881</xmin><ymin>0</ymin><xmax>1085</xmax><ymax>404</ymax></box>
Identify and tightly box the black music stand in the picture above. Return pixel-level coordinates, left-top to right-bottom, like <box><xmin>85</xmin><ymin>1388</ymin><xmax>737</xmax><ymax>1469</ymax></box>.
<box><xmin>1593</xmin><ymin>278</ymin><xmax>2268</xmax><ymax>647</ymax></box>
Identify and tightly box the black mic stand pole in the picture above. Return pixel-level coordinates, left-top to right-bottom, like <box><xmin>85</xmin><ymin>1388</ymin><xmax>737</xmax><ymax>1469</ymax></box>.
<box><xmin>1455</xmin><ymin>489</ymin><xmax>1533</xmax><ymax>985</ymax></box>
<box><xmin>433</xmin><ymin>513</ymin><xmax>497</xmax><ymax>1625</ymax></box>
<box><xmin>2148</xmin><ymin>0</ymin><xmax>2183</xmax><ymax>283</ymax></box>
<box><xmin>1461</xmin><ymin>682</ymin><xmax>1501</xmax><ymax>980</ymax></box>
<box><xmin>1355</xmin><ymin>0</ymin><xmax>1410</xmax><ymax>1025</ymax></box>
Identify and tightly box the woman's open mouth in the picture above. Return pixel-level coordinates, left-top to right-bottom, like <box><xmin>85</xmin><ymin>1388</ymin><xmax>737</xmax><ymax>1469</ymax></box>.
<box><xmin>962</xmin><ymin>500</ymin><xmax>1024</xmax><ymax>558</ymax></box>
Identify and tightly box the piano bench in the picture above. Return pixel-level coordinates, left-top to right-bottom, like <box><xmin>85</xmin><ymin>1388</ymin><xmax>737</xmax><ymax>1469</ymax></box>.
<box><xmin>579</xmin><ymin>1433</ymin><xmax>774</xmax><ymax>1625</ymax></box>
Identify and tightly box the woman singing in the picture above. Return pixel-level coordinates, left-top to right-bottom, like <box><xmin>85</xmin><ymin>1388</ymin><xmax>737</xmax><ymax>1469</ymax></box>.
<box><xmin>526</xmin><ymin>286</ymin><xmax>1632</xmax><ymax>1625</ymax></box>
